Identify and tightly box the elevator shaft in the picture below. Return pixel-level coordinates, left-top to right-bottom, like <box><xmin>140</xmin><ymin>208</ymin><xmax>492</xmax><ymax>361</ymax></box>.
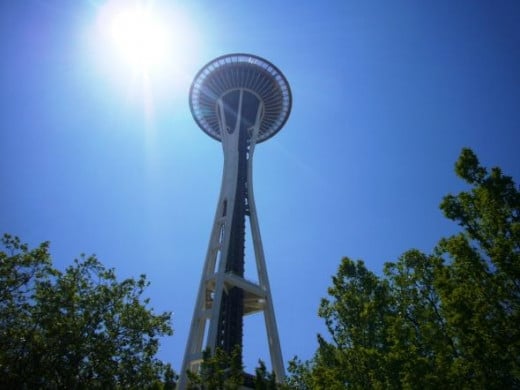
<box><xmin>215</xmin><ymin>89</ymin><xmax>260</xmax><ymax>355</ymax></box>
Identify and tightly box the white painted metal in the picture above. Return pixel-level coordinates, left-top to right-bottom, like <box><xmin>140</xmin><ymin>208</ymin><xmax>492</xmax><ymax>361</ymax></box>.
<box><xmin>178</xmin><ymin>88</ymin><xmax>285</xmax><ymax>389</ymax></box>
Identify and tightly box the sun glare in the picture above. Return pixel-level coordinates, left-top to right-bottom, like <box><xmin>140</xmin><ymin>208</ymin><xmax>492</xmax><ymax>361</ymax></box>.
<box><xmin>93</xmin><ymin>0</ymin><xmax>202</xmax><ymax>81</ymax></box>
<box><xmin>110</xmin><ymin>6</ymin><xmax>169</xmax><ymax>72</ymax></box>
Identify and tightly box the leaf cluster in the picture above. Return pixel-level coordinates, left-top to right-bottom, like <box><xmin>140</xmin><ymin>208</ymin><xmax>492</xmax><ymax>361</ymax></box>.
<box><xmin>186</xmin><ymin>347</ymin><xmax>284</xmax><ymax>390</ymax></box>
<box><xmin>0</xmin><ymin>235</ymin><xmax>175</xmax><ymax>389</ymax></box>
<box><xmin>187</xmin><ymin>347</ymin><xmax>244</xmax><ymax>390</ymax></box>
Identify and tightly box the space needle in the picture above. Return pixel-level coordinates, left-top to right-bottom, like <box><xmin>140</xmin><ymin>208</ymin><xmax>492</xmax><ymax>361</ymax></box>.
<box><xmin>179</xmin><ymin>54</ymin><xmax>292</xmax><ymax>388</ymax></box>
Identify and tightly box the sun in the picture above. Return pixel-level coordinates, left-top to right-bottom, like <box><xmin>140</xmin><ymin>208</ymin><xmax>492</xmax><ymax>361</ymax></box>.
<box><xmin>92</xmin><ymin>0</ymin><xmax>201</xmax><ymax>79</ymax></box>
<box><xmin>110</xmin><ymin>5</ymin><xmax>169</xmax><ymax>73</ymax></box>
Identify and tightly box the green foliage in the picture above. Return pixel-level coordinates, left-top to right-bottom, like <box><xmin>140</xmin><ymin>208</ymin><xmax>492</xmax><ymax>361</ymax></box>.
<box><xmin>286</xmin><ymin>357</ymin><xmax>314</xmax><ymax>390</ymax></box>
<box><xmin>436</xmin><ymin>148</ymin><xmax>520</xmax><ymax>387</ymax></box>
<box><xmin>0</xmin><ymin>234</ymin><xmax>174</xmax><ymax>389</ymax></box>
<box><xmin>288</xmin><ymin>148</ymin><xmax>520</xmax><ymax>389</ymax></box>
<box><xmin>186</xmin><ymin>348</ymin><xmax>286</xmax><ymax>390</ymax></box>
<box><xmin>186</xmin><ymin>347</ymin><xmax>244</xmax><ymax>390</ymax></box>
<box><xmin>254</xmin><ymin>360</ymin><xmax>278</xmax><ymax>390</ymax></box>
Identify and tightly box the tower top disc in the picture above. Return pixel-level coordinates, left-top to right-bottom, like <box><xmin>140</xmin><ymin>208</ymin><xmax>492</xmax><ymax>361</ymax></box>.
<box><xmin>189</xmin><ymin>53</ymin><xmax>292</xmax><ymax>143</ymax></box>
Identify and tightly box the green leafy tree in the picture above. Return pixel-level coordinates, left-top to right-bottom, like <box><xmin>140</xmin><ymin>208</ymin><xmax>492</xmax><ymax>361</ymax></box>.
<box><xmin>285</xmin><ymin>357</ymin><xmax>314</xmax><ymax>390</ymax></box>
<box><xmin>288</xmin><ymin>148</ymin><xmax>520</xmax><ymax>389</ymax></box>
<box><xmin>254</xmin><ymin>360</ymin><xmax>278</xmax><ymax>390</ymax></box>
<box><xmin>435</xmin><ymin>148</ymin><xmax>520</xmax><ymax>387</ymax></box>
<box><xmin>314</xmin><ymin>258</ymin><xmax>391</xmax><ymax>389</ymax></box>
<box><xmin>186</xmin><ymin>347</ymin><xmax>244</xmax><ymax>390</ymax></box>
<box><xmin>186</xmin><ymin>348</ymin><xmax>286</xmax><ymax>390</ymax></box>
<box><xmin>0</xmin><ymin>235</ymin><xmax>174</xmax><ymax>389</ymax></box>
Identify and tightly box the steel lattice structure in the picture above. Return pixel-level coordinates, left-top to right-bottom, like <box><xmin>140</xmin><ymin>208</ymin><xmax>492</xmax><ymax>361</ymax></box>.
<box><xmin>179</xmin><ymin>54</ymin><xmax>291</xmax><ymax>389</ymax></box>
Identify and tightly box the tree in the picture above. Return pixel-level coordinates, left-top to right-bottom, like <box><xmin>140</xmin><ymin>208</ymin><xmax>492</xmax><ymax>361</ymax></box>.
<box><xmin>254</xmin><ymin>360</ymin><xmax>278</xmax><ymax>390</ymax></box>
<box><xmin>0</xmin><ymin>235</ymin><xmax>174</xmax><ymax>389</ymax></box>
<box><xmin>288</xmin><ymin>148</ymin><xmax>520</xmax><ymax>388</ymax></box>
<box><xmin>186</xmin><ymin>348</ymin><xmax>285</xmax><ymax>390</ymax></box>
<box><xmin>186</xmin><ymin>347</ymin><xmax>244</xmax><ymax>390</ymax></box>
<box><xmin>435</xmin><ymin>148</ymin><xmax>520</xmax><ymax>387</ymax></box>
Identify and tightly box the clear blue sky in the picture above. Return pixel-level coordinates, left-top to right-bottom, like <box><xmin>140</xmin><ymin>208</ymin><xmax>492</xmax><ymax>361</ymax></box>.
<box><xmin>1</xmin><ymin>0</ymin><xmax>519</xmax><ymax>374</ymax></box>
